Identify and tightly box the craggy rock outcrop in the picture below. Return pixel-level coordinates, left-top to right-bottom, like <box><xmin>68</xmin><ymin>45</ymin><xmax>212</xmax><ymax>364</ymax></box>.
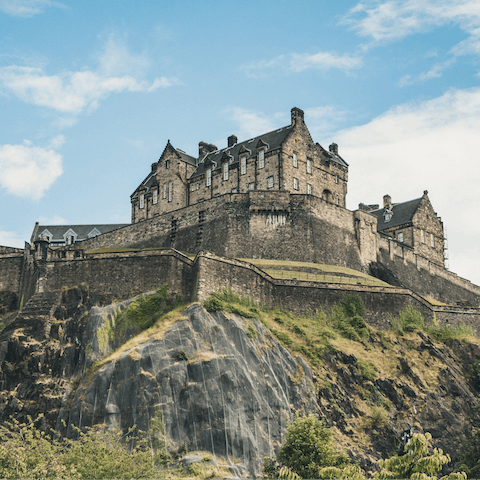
<box><xmin>1</xmin><ymin>289</ymin><xmax>480</xmax><ymax>476</ymax></box>
<box><xmin>64</xmin><ymin>304</ymin><xmax>318</xmax><ymax>476</ymax></box>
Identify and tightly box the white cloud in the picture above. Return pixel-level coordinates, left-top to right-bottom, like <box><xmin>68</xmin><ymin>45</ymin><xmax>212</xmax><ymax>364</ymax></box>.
<box><xmin>0</xmin><ymin>230</ymin><xmax>24</xmax><ymax>248</ymax></box>
<box><xmin>305</xmin><ymin>106</ymin><xmax>349</xmax><ymax>137</ymax></box>
<box><xmin>0</xmin><ymin>139</ymin><xmax>63</xmax><ymax>199</ymax></box>
<box><xmin>0</xmin><ymin>66</ymin><xmax>174</xmax><ymax>114</ymax></box>
<box><xmin>398</xmin><ymin>58</ymin><xmax>456</xmax><ymax>86</ymax></box>
<box><xmin>343</xmin><ymin>0</ymin><xmax>480</xmax><ymax>56</ymax></box>
<box><xmin>224</xmin><ymin>108</ymin><xmax>280</xmax><ymax>140</ymax></box>
<box><xmin>0</xmin><ymin>0</ymin><xmax>63</xmax><ymax>17</ymax></box>
<box><xmin>332</xmin><ymin>87</ymin><xmax>480</xmax><ymax>285</ymax></box>
<box><xmin>290</xmin><ymin>51</ymin><xmax>362</xmax><ymax>72</ymax></box>
<box><xmin>240</xmin><ymin>51</ymin><xmax>361</xmax><ymax>77</ymax></box>
<box><xmin>38</xmin><ymin>214</ymin><xmax>66</xmax><ymax>224</ymax></box>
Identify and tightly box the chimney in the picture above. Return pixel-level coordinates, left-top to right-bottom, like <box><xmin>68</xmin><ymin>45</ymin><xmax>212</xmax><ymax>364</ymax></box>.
<box><xmin>198</xmin><ymin>141</ymin><xmax>217</xmax><ymax>160</ymax></box>
<box><xmin>291</xmin><ymin>107</ymin><xmax>304</xmax><ymax>125</ymax></box>
<box><xmin>228</xmin><ymin>134</ymin><xmax>237</xmax><ymax>147</ymax></box>
<box><xmin>383</xmin><ymin>194</ymin><xmax>392</xmax><ymax>210</ymax></box>
<box><xmin>329</xmin><ymin>143</ymin><xmax>338</xmax><ymax>155</ymax></box>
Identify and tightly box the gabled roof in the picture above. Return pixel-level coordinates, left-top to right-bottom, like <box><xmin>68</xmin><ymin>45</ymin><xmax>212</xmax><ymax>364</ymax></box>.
<box><xmin>32</xmin><ymin>224</ymin><xmax>129</xmax><ymax>244</ymax></box>
<box><xmin>369</xmin><ymin>197</ymin><xmax>422</xmax><ymax>231</ymax></box>
<box><xmin>189</xmin><ymin>124</ymin><xmax>294</xmax><ymax>179</ymax></box>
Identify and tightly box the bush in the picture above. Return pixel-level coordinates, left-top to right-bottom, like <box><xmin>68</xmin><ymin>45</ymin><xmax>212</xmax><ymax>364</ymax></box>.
<box><xmin>341</xmin><ymin>293</ymin><xmax>366</xmax><ymax>318</ymax></box>
<box><xmin>391</xmin><ymin>305</ymin><xmax>425</xmax><ymax>334</ymax></box>
<box><xmin>369</xmin><ymin>406</ymin><xmax>389</xmax><ymax>428</ymax></box>
<box><xmin>358</xmin><ymin>360</ymin><xmax>378</xmax><ymax>381</ymax></box>
<box><xmin>427</xmin><ymin>323</ymin><xmax>473</xmax><ymax>343</ymax></box>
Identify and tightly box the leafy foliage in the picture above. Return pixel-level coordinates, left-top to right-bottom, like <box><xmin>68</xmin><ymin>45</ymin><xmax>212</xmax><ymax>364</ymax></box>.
<box><xmin>0</xmin><ymin>415</ymin><xmax>161</xmax><ymax>479</ymax></box>
<box><xmin>374</xmin><ymin>432</ymin><xmax>466</xmax><ymax>480</ymax></box>
<box><xmin>341</xmin><ymin>293</ymin><xmax>366</xmax><ymax>318</ymax></box>
<box><xmin>263</xmin><ymin>414</ymin><xmax>364</xmax><ymax>479</ymax></box>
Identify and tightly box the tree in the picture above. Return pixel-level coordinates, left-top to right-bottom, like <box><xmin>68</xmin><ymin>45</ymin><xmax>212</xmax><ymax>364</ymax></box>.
<box><xmin>263</xmin><ymin>414</ymin><xmax>364</xmax><ymax>479</ymax></box>
<box><xmin>374</xmin><ymin>432</ymin><xmax>467</xmax><ymax>480</ymax></box>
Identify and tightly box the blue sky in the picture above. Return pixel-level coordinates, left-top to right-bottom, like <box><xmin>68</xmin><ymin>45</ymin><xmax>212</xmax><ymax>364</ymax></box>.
<box><xmin>1</xmin><ymin>0</ymin><xmax>479</xmax><ymax>285</ymax></box>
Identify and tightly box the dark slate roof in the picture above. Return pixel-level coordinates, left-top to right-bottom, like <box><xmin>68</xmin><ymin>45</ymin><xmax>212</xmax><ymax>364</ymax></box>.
<box><xmin>33</xmin><ymin>224</ymin><xmax>129</xmax><ymax>243</ymax></box>
<box><xmin>189</xmin><ymin>125</ymin><xmax>294</xmax><ymax>179</ymax></box>
<box><xmin>369</xmin><ymin>197</ymin><xmax>422</xmax><ymax>231</ymax></box>
<box><xmin>175</xmin><ymin>149</ymin><xmax>197</xmax><ymax>166</ymax></box>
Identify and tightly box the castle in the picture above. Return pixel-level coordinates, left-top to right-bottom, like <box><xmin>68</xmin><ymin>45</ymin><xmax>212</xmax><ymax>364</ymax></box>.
<box><xmin>1</xmin><ymin>107</ymin><xmax>480</xmax><ymax>330</ymax></box>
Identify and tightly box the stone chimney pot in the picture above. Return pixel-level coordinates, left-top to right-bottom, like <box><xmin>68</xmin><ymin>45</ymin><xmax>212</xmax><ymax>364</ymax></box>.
<box><xmin>228</xmin><ymin>135</ymin><xmax>237</xmax><ymax>147</ymax></box>
<box><xmin>329</xmin><ymin>143</ymin><xmax>338</xmax><ymax>155</ymax></box>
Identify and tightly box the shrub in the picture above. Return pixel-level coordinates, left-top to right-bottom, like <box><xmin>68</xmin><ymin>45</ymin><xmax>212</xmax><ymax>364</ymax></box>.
<box><xmin>369</xmin><ymin>406</ymin><xmax>389</xmax><ymax>428</ymax></box>
<box><xmin>174</xmin><ymin>349</ymin><xmax>188</xmax><ymax>362</ymax></box>
<box><xmin>392</xmin><ymin>305</ymin><xmax>425</xmax><ymax>334</ymax></box>
<box><xmin>341</xmin><ymin>293</ymin><xmax>366</xmax><ymax>318</ymax></box>
<box><xmin>358</xmin><ymin>359</ymin><xmax>378</xmax><ymax>381</ymax></box>
<box><xmin>427</xmin><ymin>323</ymin><xmax>473</xmax><ymax>343</ymax></box>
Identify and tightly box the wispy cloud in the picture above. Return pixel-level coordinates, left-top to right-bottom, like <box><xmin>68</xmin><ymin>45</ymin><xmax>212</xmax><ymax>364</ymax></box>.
<box><xmin>0</xmin><ymin>139</ymin><xmax>63</xmax><ymax>199</ymax></box>
<box><xmin>223</xmin><ymin>108</ymin><xmax>282</xmax><ymax>140</ymax></box>
<box><xmin>241</xmin><ymin>50</ymin><xmax>361</xmax><ymax>77</ymax></box>
<box><xmin>398</xmin><ymin>58</ymin><xmax>456</xmax><ymax>86</ymax></box>
<box><xmin>38</xmin><ymin>214</ymin><xmax>66</xmax><ymax>224</ymax></box>
<box><xmin>290</xmin><ymin>52</ymin><xmax>362</xmax><ymax>72</ymax></box>
<box><xmin>304</xmin><ymin>106</ymin><xmax>350</xmax><ymax>138</ymax></box>
<box><xmin>0</xmin><ymin>230</ymin><xmax>24</xmax><ymax>248</ymax></box>
<box><xmin>343</xmin><ymin>0</ymin><xmax>480</xmax><ymax>56</ymax></box>
<box><xmin>0</xmin><ymin>0</ymin><xmax>64</xmax><ymax>17</ymax></box>
<box><xmin>0</xmin><ymin>34</ymin><xmax>177</xmax><ymax>115</ymax></box>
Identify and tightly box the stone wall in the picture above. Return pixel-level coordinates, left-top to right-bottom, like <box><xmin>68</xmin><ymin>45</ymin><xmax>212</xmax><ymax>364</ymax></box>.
<box><xmin>40</xmin><ymin>250</ymin><xmax>196</xmax><ymax>305</ymax></box>
<box><xmin>0</xmin><ymin>254</ymin><xmax>23</xmax><ymax>297</ymax></box>
<box><xmin>377</xmin><ymin>235</ymin><xmax>480</xmax><ymax>306</ymax></box>
<box><xmin>79</xmin><ymin>191</ymin><xmax>375</xmax><ymax>270</ymax></box>
<box><xmin>0</xmin><ymin>246</ymin><xmax>23</xmax><ymax>255</ymax></box>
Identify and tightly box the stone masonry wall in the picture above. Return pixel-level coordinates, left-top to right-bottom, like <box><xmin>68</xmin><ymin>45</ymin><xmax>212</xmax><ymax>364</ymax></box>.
<box><xmin>377</xmin><ymin>235</ymin><xmax>480</xmax><ymax>306</ymax></box>
<box><xmin>0</xmin><ymin>254</ymin><xmax>23</xmax><ymax>295</ymax></box>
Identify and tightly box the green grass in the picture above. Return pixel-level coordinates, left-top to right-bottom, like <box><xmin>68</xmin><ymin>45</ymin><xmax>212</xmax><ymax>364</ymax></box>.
<box><xmin>238</xmin><ymin>258</ymin><xmax>393</xmax><ymax>287</ymax></box>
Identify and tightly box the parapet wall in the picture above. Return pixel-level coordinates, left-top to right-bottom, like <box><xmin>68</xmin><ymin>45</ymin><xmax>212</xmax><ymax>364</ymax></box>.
<box><xmin>377</xmin><ymin>235</ymin><xmax>480</xmax><ymax>306</ymax></box>
<box><xmin>79</xmin><ymin>192</ymin><xmax>376</xmax><ymax>271</ymax></box>
<box><xmin>26</xmin><ymin>247</ymin><xmax>479</xmax><ymax>335</ymax></box>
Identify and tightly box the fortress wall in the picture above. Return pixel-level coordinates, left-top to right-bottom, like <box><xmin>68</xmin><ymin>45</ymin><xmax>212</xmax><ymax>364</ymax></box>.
<box><xmin>40</xmin><ymin>250</ymin><xmax>195</xmax><ymax>304</ymax></box>
<box><xmin>195</xmin><ymin>251</ymin><xmax>480</xmax><ymax>335</ymax></box>
<box><xmin>378</xmin><ymin>236</ymin><xmax>480</xmax><ymax>306</ymax></box>
<box><xmin>0</xmin><ymin>246</ymin><xmax>23</xmax><ymax>255</ymax></box>
<box><xmin>0</xmin><ymin>254</ymin><xmax>23</xmax><ymax>295</ymax></box>
<box><xmin>80</xmin><ymin>192</ymin><xmax>368</xmax><ymax>269</ymax></box>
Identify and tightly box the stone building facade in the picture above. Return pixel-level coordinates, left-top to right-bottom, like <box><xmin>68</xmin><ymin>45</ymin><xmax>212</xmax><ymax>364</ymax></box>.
<box><xmin>131</xmin><ymin>107</ymin><xmax>348</xmax><ymax>224</ymax></box>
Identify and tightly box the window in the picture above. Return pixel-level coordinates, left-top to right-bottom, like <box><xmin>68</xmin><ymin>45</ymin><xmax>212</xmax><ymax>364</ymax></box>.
<box><xmin>259</xmin><ymin>149</ymin><xmax>265</xmax><ymax>169</ymax></box>
<box><xmin>153</xmin><ymin>189</ymin><xmax>158</xmax><ymax>204</ymax></box>
<box><xmin>431</xmin><ymin>233</ymin><xmax>435</xmax><ymax>248</ymax></box>
<box><xmin>293</xmin><ymin>153</ymin><xmax>298</xmax><ymax>168</ymax></box>
<box><xmin>267</xmin><ymin>176</ymin><xmax>274</xmax><ymax>188</ymax></box>
<box><xmin>223</xmin><ymin>162</ymin><xmax>229</xmax><ymax>180</ymax></box>
<box><xmin>307</xmin><ymin>183</ymin><xmax>312</xmax><ymax>195</ymax></box>
<box><xmin>241</xmin><ymin>156</ymin><xmax>247</xmax><ymax>175</ymax></box>
<box><xmin>206</xmin><ymin>168</ymin><xmax>212</xmax><ymax>186</ymax></box>
<box><xmin>168</xmin><ymin>181</ymin><xmax>173</xmax><ymax>202</ymax></box>
<box><xmin>335</xmin><ymin>175</ymin><xmax>339</xmax><ymax>184</ymax></box>
<box><xmin>335</xmin><ymin>195</ymin><xmax>339</xmax><ymax>205</ymax></box>
<box><xmin>421</xmin><ymin>229</ymin><xmax>425</xmax><ymax>243</ymax></box>
<box><xmin>163</xmin><ymin>183</ymin><xmax>167</xmax><ymax>199</ymax></box>
<box><xmin>165</xmin><ymin>160</ymin><xmax>170</xmax><ymax>169</ymax></box>
<box><xmin>398</xmin><ymin>232</ymin><xmax>404</xmax><ymax>242</ymax></box>
<box><xmin>196</xmin><ymin>183</ymin><xmax>200</xmax><ymax>190</ymax></box>
<box><xmin>323</xmin><ymin>172</ymin><xmax>327</xmax><ymax>179</ymax></box>
<box><xmin>190</xmin><ymin>184</ymin><xmax>195</xmax><ymax>192</ymax></box>
<box><xmin>140</xmin><ymin>193</ymin><xmax>145</xmax><ymax>209</ymax></box>
<box><xmin>231</xmin><ymin>187</ymin><xmax>238</xmax><ymax>193</ymax></box>
<box><xmin>249</xmin><ymin>182</ymin><xmax>255</xmax><ymax>190</ymax></box>
<box><xmin>293</xmin><ymin>178</ymin><xmax>299</xmax><ymax>190</ymax></box>
<box><xmin>307</xmin><ymin>158</ymin><xmax>312</xmax><ymax>174</ymax></box>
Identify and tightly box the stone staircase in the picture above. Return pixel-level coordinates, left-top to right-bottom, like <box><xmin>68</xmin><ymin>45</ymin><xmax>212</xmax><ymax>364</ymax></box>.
<box><xmin>19</xmin><ymin>291</ymin><xmax>62</xmax><ymax>319</ymax></box>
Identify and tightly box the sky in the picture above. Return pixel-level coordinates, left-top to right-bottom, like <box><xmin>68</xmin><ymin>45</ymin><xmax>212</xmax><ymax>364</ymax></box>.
<box><xmin>0</xmin><ymin>0</ymin><xmax>479</xmax><ymax>286</ymax></box>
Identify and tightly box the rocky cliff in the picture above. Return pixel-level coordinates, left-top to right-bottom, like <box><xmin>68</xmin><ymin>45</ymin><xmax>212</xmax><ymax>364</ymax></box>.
<box><xmin>0</xmin><ymin>286</ymin><xmax>479</xmax><ymax>477</ymax></box>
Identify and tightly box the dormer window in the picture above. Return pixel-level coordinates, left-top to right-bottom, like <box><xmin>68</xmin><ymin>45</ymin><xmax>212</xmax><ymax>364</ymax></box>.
<box><xmin>206</xmin><ymin>168</ymin><xmax>212</xmax><ymax>186</ymax></box>
<box><xmin>140</xmin><ymin>193</ymin><xmax>145</xmax><ymax>209</ymax></box>
<box><xmin>241</xmin><ymin>156</ymin><xmax>247</xmax><ymax>175</ymax></box>
<box><xmin>223</xmin><ymin>162</ymin><xmax>229</xmax><ymax>181</ymax></box>
<box><xmin>88</xmin><ymin>228</ymin><xmax>101</xmax><ymax>239</ymax></box>
<box><xmin>40</xmin><ymin>229</ymin><xmax>52</xmax><ymax>242</ymax></box>
<box><xmin>153</xmin><ymin>189</ymin><xmax>158</xmax><ymax>204</ymax></box>
<box><xmin>258</xmin><ymin>149</ymin><xmax>265</xmax><ymax>169</ymax></box>
<box><xmin>293</xmin><ymin>153</ymin><xmax>298</xmax><ymax>168</ymax></box>
<box><xmin>63</xmin><ymin>228</ymin><xmax>77</xmax><ymax>245</ymax></box>
<box><xmin>384</xmin><ymin>208</ymin><xmax>393</xmax><ymax>222</ymax></box>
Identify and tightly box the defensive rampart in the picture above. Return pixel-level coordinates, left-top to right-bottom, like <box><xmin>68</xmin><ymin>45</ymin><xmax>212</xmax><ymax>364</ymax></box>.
<box><xmin>79</xmin><ymin>191</ymin><xmax>377</xmax><ymax>271</ymax></box>
<box><xmin>0</xmin><ymin>253</ymin><xmax>23</xmax><ymax>296</ymax></box>
<box><xmin>376</xmin><ymin>235</ymin><xmax>480</xmax><ymax>307</ymax></box>
<box><xmin>19</xmin><ymin>247</ymin><xmax>480</xmax><ymax>336</ymax></box>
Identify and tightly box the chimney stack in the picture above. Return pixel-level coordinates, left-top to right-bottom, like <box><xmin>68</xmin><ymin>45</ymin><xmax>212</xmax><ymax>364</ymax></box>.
<box><xmin>198</xmin><ymin>141</ymin><xmax>217</xmax><ymax>160</ymax></box>
<box><xmin>291</xmin><ymin>107</ymin><xmax>304</xmax><ymax>125</ymax></box>
<box><xmin>383</xmin><ymin>194</ymin><xmax>392</xmax><ymax>210</ymax></box>
<box><xmin>329</xmin><ymin>143</ymin><xmax>338</xmax><ymax>155</ymax></box>
<box><xmin>228</xmin><ymin>134</ymin><xmax>237</xmax><ymax>147</ymax></box>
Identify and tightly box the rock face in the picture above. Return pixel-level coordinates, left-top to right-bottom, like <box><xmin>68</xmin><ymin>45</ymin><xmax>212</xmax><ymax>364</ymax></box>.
<box><xmin>64</xmin><ymin>304</ymin><xmax>318</xmax><ymax>476</ymax></box>
<box><xmin>1</xmin><ymin>288</ymin><xmax>480</xmax><ymax>476</ymax></box>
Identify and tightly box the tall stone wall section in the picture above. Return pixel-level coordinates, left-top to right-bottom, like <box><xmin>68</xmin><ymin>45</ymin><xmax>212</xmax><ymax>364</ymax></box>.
<box><xmin>377</xmin><ymin>235</ymin><xmax>480</xmax><ymax>307</ymax></box>
<box><xmin>0</xmin><ymin>254</ymin><xmax>23</xmax><ymax>296</ymax></box>
<box><xmin>80</xmin><ymin>191</ymin><xmax>376</xmax><ymax>271</ymax></box>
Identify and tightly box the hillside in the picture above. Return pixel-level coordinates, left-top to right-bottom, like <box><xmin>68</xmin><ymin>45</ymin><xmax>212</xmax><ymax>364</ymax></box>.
<box><xmin>0</xmin><ymin>285</ymin><xmax>479</xmax><ymax>478</ymax></box>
